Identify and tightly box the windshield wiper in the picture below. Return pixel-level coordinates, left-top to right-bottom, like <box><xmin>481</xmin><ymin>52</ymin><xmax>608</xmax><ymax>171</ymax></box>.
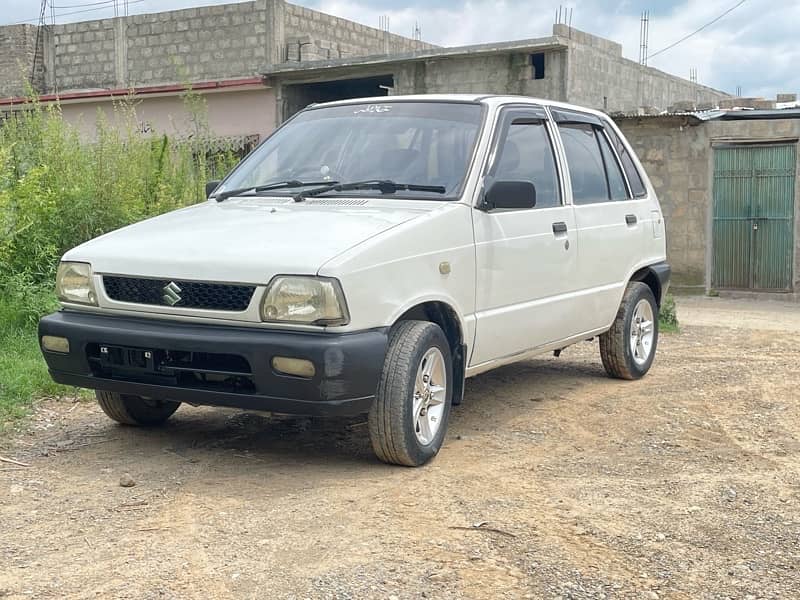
<box><xmin>293</xmin><ymin>180</ymin><xmax>447</xmax><ymax>202</ymax></box>
<box><xmin>214</xmin><ymin>180</ymin><xmax>338</xmax><ymax>203</ymax></box>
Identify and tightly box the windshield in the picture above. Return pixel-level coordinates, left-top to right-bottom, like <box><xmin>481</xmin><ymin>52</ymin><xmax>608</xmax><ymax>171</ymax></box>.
<box><xmin>217</xmin><ymin>101</ymin><xmax>484</xmax><ymax>199</ymax></box>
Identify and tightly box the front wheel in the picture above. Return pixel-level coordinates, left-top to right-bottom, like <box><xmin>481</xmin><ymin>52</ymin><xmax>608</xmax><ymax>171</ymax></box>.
<box><xmin>96</xmin><ymin>391</ymin><xmax>180</xmax><ymax>426</ymax></box>
<box><xmin>599</xmin><ymin>282</ymin><xmax>659</xmax><ymax>380</ymax></box>
<box><xmin>368</xmin><ymin>321</ymin><xmax>453</xmax><ymax>466</ymax></box>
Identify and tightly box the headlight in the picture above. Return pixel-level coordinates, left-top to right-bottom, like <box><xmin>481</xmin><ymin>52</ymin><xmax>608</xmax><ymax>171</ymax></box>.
<box><xmin>260</xmin><ymin>276</ymin><xmax>349</xmax><ymax>325</ymax></box>
<box><xmin>56</xmin><ymin>262</ymin><xmax>98</xmax><ymax>306</ymax></box>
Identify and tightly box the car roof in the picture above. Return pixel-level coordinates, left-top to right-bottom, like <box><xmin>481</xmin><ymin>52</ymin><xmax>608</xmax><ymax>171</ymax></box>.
<box><xmin>307</xmin><ymin>94</ymin><xmax>610</xmax><ymax>120</ymax></box>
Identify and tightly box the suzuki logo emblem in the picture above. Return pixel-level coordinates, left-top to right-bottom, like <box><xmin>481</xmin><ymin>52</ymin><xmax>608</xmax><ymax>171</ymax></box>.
<box><xmin>162</xmin><ymin>281</ymin><xmax>182</xmax><ymax>306</ymax></box>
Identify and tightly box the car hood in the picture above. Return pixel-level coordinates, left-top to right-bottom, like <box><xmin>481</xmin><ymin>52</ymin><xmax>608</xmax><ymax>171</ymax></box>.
<box><xmin>64</xmin><ymin>197</ymin><xmax>434</xmax><ymax>283</ymax></box>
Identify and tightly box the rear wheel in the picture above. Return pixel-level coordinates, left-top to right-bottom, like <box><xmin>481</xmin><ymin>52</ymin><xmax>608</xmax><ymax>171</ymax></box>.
<box><xmin>368</xmin><ymin>321</ymin><xmax>453</xmax><ymax>466</ymax></box>
<box><xmin>599</xmin><ymin>282</ymin><xmax>659</xmax><ymax>380</ymax></box>
<box><xmin>96</xmin><ymin>391</ymin><xmax>180</xmax><ymax>426</ymax></box>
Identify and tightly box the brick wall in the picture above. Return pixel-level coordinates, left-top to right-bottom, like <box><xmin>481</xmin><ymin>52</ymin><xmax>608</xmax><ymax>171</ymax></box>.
<box><xmin>0</xmin><ymin>0</ymin><xmax>434</xmax><ymax>96</ymax></box>
<box><xmin>556</xmin><ymin>25</ymin><xmax>729</xmax><ymax>114</ymax></box>
<box><xmin>391</xmin><ymin>50</ymin><xmax>566</xmax><ymax>100</ymax></box>
<box><xmin>617</xmin><ymin>116</ymin><xmax>800</xmax><ymax>291</ymax></box>
<box><xmin>52</xmin><ymin>19</ymin><xmax>117</xmax><ymax>90</ymax></box>
<box><xmin>283</xmin><ymin>3</ymin><xmax>435</xmax><ymax>62</ymax></box>
<box><xmin>124</xmin><ymin>2</ymin><xmax>267</xmax><ymax>86</ymax></box>
<box><xmin>0</xmin><ymin>25</ymin><xmax>43</xmax><ymax>97</ymax></box>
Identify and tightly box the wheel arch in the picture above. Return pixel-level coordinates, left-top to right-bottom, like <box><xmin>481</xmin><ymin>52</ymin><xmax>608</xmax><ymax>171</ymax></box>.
<box><xmin>629</xmin><ymin>265</ymin><xmax>664</xmax><ymax>307</ymax></box>
<box><xmin>392</xmin><ymin>300</ymin><xmax>466</xmax><ymax>406</ymax></box>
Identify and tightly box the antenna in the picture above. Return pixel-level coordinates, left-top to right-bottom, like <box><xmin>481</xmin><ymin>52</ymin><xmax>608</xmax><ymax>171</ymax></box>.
<box><xmin>735</xmin><ymin>85</ymin><xmax>742</xmax><ymax>97</ymax></box>
<box><xmin>689</xmin><ymin>68</ymin><xmax>697</xmax><ymax>83</ymax></box>
<box><xmin>639</xmin><ymin>10</ymin><xmax>650</xmax><ymax>66</ymax></box>
<box><xmin>412</xmin><ymin>20</ymin><xmax>422</xmax><ymax>41</ymax></box>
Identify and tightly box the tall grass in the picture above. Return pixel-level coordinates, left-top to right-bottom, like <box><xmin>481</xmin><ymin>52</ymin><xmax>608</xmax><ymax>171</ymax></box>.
<box><xmin>0</xmin><ymin>94</ymin><xmax>239</xmax><ymax>422</ymax></box>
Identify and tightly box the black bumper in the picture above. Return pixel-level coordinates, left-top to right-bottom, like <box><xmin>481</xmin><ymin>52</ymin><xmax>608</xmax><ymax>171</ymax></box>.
<box><xmin>38</xmin><ymin>311</ymin><xmax>388</xmax><ymax>416</ymax></box>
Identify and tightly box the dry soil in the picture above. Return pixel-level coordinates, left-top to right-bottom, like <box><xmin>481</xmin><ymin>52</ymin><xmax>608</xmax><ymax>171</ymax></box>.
<box><xmin>1</xmin><ymin>297</ymin><xmax>799</xmax><ymax>599</ymax></box>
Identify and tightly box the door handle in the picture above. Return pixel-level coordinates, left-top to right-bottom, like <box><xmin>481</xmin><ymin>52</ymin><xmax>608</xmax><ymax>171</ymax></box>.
<box><xmin>625</xmin><ymin>214</ymin><xmax>638</xmax><ymax>226</ymax></box>
<box><xmin>552</xmin><ymin>221</ymin><xmax>567</xmax><ymax>235</ymax></box>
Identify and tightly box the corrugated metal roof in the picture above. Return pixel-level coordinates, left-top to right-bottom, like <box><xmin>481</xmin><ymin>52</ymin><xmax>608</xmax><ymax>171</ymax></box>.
<box><xmin>613</xmin><ymin>108</ymin><xmax>800</xmax><ymax>123</ymax></box>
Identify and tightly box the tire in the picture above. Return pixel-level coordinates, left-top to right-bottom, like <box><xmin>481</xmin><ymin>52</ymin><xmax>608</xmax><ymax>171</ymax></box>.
<box><xmin>599</xmin><ymin>282</ymin><xmax>659</xmax><ymax>380</ymax></box>
<box><xmin>368</xmin><ymin>321</ymin><xmax>453</xmax><ymax>467</ymax></box>
<box><xmin>96</xmin><ymin>391</ymin><xmax>180</xmax><ymax>426</ymax></box>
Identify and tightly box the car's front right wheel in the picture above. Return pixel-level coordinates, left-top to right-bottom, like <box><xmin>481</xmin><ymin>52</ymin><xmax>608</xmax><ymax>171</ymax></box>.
<box><xmin>368</xmin><ymin>320</ymin><xmax>453</xmax><ymax>466</ymax></box>
<box><xmin>599</xmin><ymin>281</ymin><xmax>659</xmax><ymax>380</ymax></box>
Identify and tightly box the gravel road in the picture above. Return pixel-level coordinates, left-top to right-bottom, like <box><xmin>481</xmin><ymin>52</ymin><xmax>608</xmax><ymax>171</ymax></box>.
<box><xmin>1</xmin><ymin>297</ymin><xmax>798</xmax><ymax>599</ymax></box>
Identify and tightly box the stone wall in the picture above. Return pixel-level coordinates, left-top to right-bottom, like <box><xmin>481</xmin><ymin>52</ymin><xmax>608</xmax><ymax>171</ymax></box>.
<box><xmin>556</xmin><ymin>25</ymin><xmax>729</xmax><ymax>114</ymax></box>
<box><xmin>617</xmin><ymin>116</ymin><xmax>800</xmax><ymax>292</ymax></box>
<box><xmin>0</xmin><ymin>25</ymin><xmax>43</xmax><ymax>97</ymax></box>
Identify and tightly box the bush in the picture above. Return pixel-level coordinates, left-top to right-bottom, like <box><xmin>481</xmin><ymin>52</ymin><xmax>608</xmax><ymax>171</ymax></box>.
<box><xmin>0</xmin><ymin>94</ymin><xmax>240</xmax><ymax>421</ymax></box>
<box><xmin>659</xmin><ymin>293</ymin><xmax>679</xmax><ymax>332</ymax></box>
<box><xmin>0</xmin><ymin>97</ymin><xmax>239</xmax><ymax>289</ymax></box>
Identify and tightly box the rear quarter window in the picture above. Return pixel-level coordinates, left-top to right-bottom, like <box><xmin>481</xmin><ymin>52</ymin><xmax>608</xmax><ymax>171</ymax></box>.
<box><xmin>605</xmin><ymin>125</ymin><xmax>648</xmax><ymax>197</ymax></box>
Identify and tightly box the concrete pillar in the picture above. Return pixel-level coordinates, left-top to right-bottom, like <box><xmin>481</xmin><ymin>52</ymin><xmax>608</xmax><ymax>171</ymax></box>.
<box><xmin>43</xmin><ymin>26</ymin><xmax>56</xmax><ymax>94</ymax></box>
<box><xmin>263</xmin><ymin>0</ymin><xmax>286</xmax><ymax>66</ymax></box>
<box><xmin>113</xmin><ymin>17</ymin><xmax>127</xmax><ymax>88</ymax></box>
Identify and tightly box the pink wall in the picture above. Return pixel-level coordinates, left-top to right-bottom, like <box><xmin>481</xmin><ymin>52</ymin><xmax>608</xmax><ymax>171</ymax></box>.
<box><xmin>58</xmin><ymin>87</ymin><xmax>276</xmax><ymax>141</ymax></box>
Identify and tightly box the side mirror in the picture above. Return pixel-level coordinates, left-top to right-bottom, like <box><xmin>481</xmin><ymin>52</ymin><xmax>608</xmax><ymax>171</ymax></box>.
<box><xmin>205</xmin><ymin>180</ymin><xmax>221</xmax><ymax>198</ymax></box>
<box><xmin>482</xmin><ymin>180</ymin><xmax>536</xmax><ymax>211</ymax></box>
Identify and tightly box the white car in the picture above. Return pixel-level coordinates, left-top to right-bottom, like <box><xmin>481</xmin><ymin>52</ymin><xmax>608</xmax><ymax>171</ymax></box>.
<box><xmin>39</xmin><ymin>95</ymin><xmax>669</xmax><ymax>466</ymax></box>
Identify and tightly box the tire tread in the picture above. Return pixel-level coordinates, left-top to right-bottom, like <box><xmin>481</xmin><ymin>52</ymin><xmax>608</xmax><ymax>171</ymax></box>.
<box><xmin>599</xmin><ymin>282</ymin><xmax>657</xmax><ymax>380</ymax></box>
<box><xmin>368</xmin><ymin>321</ymin><xmax>451</xmax><ymax>466</ymax></box>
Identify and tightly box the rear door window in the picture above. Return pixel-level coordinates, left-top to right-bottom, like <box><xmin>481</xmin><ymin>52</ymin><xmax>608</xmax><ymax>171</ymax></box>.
<box><xmin>558</xmin><ymin>123</ymin><xmax>610</xmax><ymax>205</ymax></box>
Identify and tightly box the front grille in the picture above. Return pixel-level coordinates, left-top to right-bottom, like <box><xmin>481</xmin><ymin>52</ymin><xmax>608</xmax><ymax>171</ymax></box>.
<box><xmin>103</xmin><ymin>276</ymin><xmax>255</xmax><ymax>311</ymax></box>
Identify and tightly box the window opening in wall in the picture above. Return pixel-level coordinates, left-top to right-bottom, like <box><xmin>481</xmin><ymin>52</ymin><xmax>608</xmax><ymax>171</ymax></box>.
<box><xmin>531</xmin><ymin>53</ymin><xmax>546</xmax><ymax>80</ymax></box>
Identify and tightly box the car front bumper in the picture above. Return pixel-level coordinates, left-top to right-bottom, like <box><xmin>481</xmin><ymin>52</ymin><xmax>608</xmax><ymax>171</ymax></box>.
<box><xmin>39</xmin><ymin>311</ymin><xmax>388</xmax><ymax>416</ymax></box>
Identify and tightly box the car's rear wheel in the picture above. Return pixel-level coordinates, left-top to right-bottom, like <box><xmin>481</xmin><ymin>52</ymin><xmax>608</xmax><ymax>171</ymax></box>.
<box><xmin>96</xmin><ymin>390</ymin><xmax>180</xmax><ymax>426</ymax></box>
<box><xmin>368</xmin><ymin>320</ymin><xmax>453</xmax><ymax>466</ymax></box>
<box><xmin>599</xmin><ymin>282</ymin><xmax>659</xmax><ymax>380</ymax></box>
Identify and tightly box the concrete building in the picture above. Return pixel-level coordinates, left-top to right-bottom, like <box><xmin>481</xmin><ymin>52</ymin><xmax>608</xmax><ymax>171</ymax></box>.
<box><xmin>1</xmin><ymin>3</ymin><xmax>727</xmax><ymax>143</ymax></box>
<box><xmin>0</xmin><ymin>0</ymin><xmax>434</xmax><ymax>141</ymax></box>
<box><xmin>266</xmin><ymin>24</ymin><xmax>728</xmax><ymax>123</ymax></box>
<box><xmin>616</xmin><ymin>108</ymin><xmax>800</xmax><ymax>297</ymax></box>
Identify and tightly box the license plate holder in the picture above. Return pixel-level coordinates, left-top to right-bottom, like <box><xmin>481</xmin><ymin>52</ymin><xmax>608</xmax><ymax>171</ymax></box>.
<box><xmin>99</xmin><ymin>345</ymin><xmax>158</xmax><ymax>373</ymax></box>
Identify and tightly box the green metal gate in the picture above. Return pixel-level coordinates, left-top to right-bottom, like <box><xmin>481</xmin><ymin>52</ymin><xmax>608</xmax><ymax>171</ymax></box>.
<box><xmin>712</xmin><ymin>144</ymin><xmax>796</xmax><ymax>291</ymax></box>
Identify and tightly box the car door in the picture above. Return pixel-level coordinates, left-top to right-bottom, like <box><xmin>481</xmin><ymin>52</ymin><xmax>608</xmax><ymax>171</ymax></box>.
<box><xmin>552</xmin><ymin>109</ymin><xmax>649</xmax><ymax>332</ymax></box>
<box><xmin>470</xmin><ymin>106</ymin><xmax>580</xmax><ymax>367</ymax></box>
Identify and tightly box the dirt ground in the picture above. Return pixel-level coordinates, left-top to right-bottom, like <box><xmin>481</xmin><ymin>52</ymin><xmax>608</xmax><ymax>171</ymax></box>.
<box><xmin>1</xmin><ymin>297</ymin><xmax>799</xmax><ymax>599</ymax></box>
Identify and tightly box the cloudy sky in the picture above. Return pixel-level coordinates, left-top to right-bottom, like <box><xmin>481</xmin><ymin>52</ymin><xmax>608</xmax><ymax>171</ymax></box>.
<box><xmin>3</xmin><ymin>0</ymin><xmax>795</xmax><ymax>98</ymax></box>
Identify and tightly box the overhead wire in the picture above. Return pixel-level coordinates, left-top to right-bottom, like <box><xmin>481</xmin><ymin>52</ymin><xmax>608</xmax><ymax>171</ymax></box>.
<box><xmin>5</xmin><ymin>0</ymin><xmax>146</xmax><ymax>25</ymax></box>
<box><xmin>51</xmin><ymin>0</ymin><xmax>118</xmax><ymax>9</ymax></box>
<box><xmin>647</xmin><ymin>0</ymin><xmax>748</xmax><ymax>60</ymax></box>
